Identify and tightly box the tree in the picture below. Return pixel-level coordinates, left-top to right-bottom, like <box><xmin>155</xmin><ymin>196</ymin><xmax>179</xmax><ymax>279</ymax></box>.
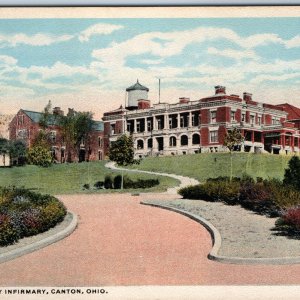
<box><xmin>283</xmin><ymin>156</ymin><xmax>300</xmax><ymax>190</ymax></box>
<box><xmin>39</xmin><ymin>100</ymin><xmax>52</xmax><ymax>130</ymax></box>
<box><xmin>108</xmin><ymin>134</ymin><xmax>140</xmax><ymax>189</ymax></box>
<box><xmin>223</xmin><ymin>128</ymin><xmax>244</xmax><ymax>181</ymax></box>
<box><xmin>9</xmin><ymin>140</ymin><xmax>27</xmax><ymax>166</ymax></box>
<box><xmin>27</xmin><ymin>145</ymin><xmax>53</xmax><ymax>167</ymax></box>
<box><xmin>59</xmin><ymin>111</ymin><xmax>94</xmax><ymax>162</ymax></box>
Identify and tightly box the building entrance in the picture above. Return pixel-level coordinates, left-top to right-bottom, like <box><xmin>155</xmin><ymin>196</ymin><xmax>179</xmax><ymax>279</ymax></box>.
<box><xmin>156</xmin><ymin>137</ymin><xmax>164</xmax><ymax>151</ymax></box>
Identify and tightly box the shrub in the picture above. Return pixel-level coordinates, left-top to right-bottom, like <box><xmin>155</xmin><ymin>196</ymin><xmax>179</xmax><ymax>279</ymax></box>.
<box><xmin>94</xmin><ymin>181</ymin><xmax>104</xmax><ymax>189</ymax></box>
<box><xmin>83</xmin><ymin>184</ymin><xmax>90</xmax><ymax>190</ymax></box>
<box><xmin>27</xmin><ymin>146</ymin><xmax>53</xmax><ymax>167</ymax></box>
<box><xmin>104</xmin><ymin>175</ymin><xmax>113</xmax><ymax>189</ymax></box>
<box><xmin>0</xmin><ymin>214</ymin><xmax>20</xmax><ymax>246</ymax></box>
<box><xmin>179</xmin><ymin>184</ymin><xmax>211</xmax><ymax>200</ymax></box>
<box><xmin>114</xmin><ymin>175</ymin><xmax>122</xmax><ymax>189</ymax></box>
<box><xmin>275</xmin><ymin>207</ymin><xmax>300</xmax><ymax>235</ymax></box>
<box><xmin>283</xmin><ymin>156</ymin><xmax>300</xmax><ymax>190</ymax></box>
<box><xmin>122</xmin><ymin>176</ymin><xmax>159</xmax><ymax>189</ymax></box>
<box><xmin>0</xmin><ymin>187</ymin><xmax>66</xmax><ymax>246</ymax></box>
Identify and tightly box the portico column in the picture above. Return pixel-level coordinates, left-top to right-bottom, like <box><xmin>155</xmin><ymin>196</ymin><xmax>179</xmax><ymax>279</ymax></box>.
<box><xmin>251</xmin><ymin>131</ymin><xmax>255</xmax><ymax>143</ymax></box>
<box><xmin>153</xmin><ymin>116</ymin><xmax>157</xmax><ymax>130</ymax></box>
<box><xmin>188</xmin><ymin>112</ymin><xmax>192</xmax><ymax>127</ymax></box>
<box><xmin>292</xmin><ymin>135</ymin><xmax>295</xmax><ymax>151</ymax></box>
<box><xmin>164</xmin><ymin>114</ymin><xmax>169</xmax><ymax>130</ymax></box>
<box><xmin>144</xmin><ymin>117</ymin><xmax>148</xmax><ymax>133</ymax></box>
<box><xmin>134</xmin><ymin>119</ymin><xmax>137</xmax><ymax>133</ymax></box>
<box><xmin>177</xmin><ymin>113</ymin><xmax>180</xmax><ymax>128</ymax></box>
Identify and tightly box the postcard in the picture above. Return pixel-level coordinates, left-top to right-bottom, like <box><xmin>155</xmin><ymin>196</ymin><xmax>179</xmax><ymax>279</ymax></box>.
<box><xmin>0</xmin><ymin>6</ymin><xmax>300</xmax><ymax>300</ymax></box>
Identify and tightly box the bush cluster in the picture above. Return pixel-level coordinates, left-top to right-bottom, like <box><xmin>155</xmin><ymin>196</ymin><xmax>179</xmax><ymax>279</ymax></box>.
<box><xmin>179</xmin><ymin>176</ymin><xmax>300</xmax><ymax>217</ymax></box>
<box><xmin>83</xmin><ymin>174</ymin><xmax>160</xmax><ymax>190</ymax></box>
<box><xmin>0</xmin><ymin>187</ymin><xmax>66</xmax><ymax>246</ymax></box>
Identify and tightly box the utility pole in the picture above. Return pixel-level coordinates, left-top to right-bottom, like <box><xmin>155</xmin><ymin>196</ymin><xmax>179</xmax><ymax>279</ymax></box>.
<box><xmin>159</xmin><ymin>78</ymin><xmax>161</xmax><ymax>104</ymax></box>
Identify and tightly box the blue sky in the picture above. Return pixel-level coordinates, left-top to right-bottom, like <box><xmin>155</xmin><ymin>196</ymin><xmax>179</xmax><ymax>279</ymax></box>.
<box><xmin>1</xmin><ymin>18</ymin><xmax>300</xmax><ymax>119</ymax></box>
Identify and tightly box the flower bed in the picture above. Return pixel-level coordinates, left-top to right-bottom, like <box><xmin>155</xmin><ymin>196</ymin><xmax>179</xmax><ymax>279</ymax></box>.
<box><xmin>0</xmin><ymin>187</ymin><xmax>66</xmax><ymax>246</ymax></box>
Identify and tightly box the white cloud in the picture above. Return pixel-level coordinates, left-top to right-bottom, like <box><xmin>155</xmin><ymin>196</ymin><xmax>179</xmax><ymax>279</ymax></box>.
<box><xmin>0</xmin><ymin>33</ymin><xmax>73</xmax><ymax>47</ymax></box>
<box><xmin>79</xmin><ymin>23</ymin><xmax>124</xmax><ymax>42</ymax></box>
<box><xmin>207</xmin><ymin>47</ymin><xmax>258</xmax><ymax>61</ymax></box>
<box><xmin>0</xmin><ymin>55</ymin><xmax>17</xmax><ymax>66</ymax></box>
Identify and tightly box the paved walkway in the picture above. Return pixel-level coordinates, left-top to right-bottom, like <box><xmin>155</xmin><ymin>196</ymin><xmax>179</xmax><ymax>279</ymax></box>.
<box><xmin>0</xmin><ymin>193</ymin><xmax>300</xmax><ymax>285</ymax></box>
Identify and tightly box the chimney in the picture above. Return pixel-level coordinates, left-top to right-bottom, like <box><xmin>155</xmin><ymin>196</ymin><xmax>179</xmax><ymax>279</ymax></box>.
<box><xmin>243</xmin><ymin>92</ymin><xmax>253</xmax><ymax>102</ymax></box>
<box><xmin>179</xmin><ymin>97</ymin><xmax>190</xmax><ymax>104</ymax></box>
<box><xmin>137</xmin><ymin>99</ymin><xmax>150</xmax><ymax>109</ymax></box>
<box><xmin>215</xmin><ymin>85</ymin><xmax>226</xmax><ymax>95</ymax></box>
<box><xmin>53</xmin><ymin>107</ymin><xmax>64</xmax><ymax>116</ymax></box>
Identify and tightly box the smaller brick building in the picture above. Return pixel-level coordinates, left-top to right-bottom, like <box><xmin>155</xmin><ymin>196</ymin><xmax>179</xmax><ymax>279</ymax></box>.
<box><xmin>9</xmin><ymin>107</ymin><xmax>104</xmax><ymax>163</ymax></box>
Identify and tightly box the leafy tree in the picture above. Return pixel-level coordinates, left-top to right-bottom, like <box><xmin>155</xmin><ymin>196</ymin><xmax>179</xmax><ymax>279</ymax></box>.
<box><xmin>108</xmin><ymin>134</ymin><xmax>140</xmax><ymax>189</ymax></box>
<box><xmin>283</xmin><ymin>156</ymin><xmax>300</xmax><ymax>190</ymax></box>
<box><xmin>27</xmin><ymin>145</ymin><xmax>53</xmax><ymax>167</ymax></box>
<box><xmin>9</xmin><ymin>140</ymin><xmax>27</xmax><ymax>166</ymax></box>
<box><xmin>59</xmin><ymin>111</ymin><xmax>94</xmax><ymax>162</ymax></box>
<box><xmin>0</xmin><ymin>138</ymin><xmax>9</xmax><ymax>154</ymax></box>
<box><xmin>223</xmin><ymin>128</ymin><xmax>244</xmax><ymax>181</ymax></box>
<box><xmin>39</xmin><ymin>100</ymin><xmax>52</xmax><ymax>130</ymax></box>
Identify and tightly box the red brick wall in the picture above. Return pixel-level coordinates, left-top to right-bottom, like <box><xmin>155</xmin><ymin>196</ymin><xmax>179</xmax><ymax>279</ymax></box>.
<box><xmin>200</xmin><ymin>109</ymin><xmax>210</xmax><ymax>124</ymax></box>
<box><xmin>216</xmin><ymin>107</ymin><xmax>229</xmax><ymax>122</ymax></box>
<box><xmin>264</xmin><ymin>114</ymin><xmax>272</xmax><ymax>125</ymax></box>
<box><xmin>246</xmin><ymin>111</ymin><xmax>250</xmax><ymax>123</ymax></box>
<box><xmin>138</xmin><ymin>100</ymin><xmax>150</xmax><ymax>109</ymax></box>
<box><xmin>235</xmin><ymin>109</ymin><xmax>241</xmax><ymax>122</ymax></box>
<box><xmin>218</xmin><ymin>126</ymin><xmax>227</xmax><ymax>145</ymax></box>
<box><xmin>200</xmin><ymin>127</ymin><xmax>209</xmax><ymax>146</ymax></box>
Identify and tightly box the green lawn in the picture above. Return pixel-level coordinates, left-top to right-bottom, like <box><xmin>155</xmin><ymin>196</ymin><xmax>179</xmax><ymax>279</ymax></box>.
<box><xmin>0</xmin><ymin>161</ymin><xmax>179</xmax><ymax>195</ymax></box>
<box><xmin>130</xmin><ymin>152</ymin><xmax>292</xmax><ymax>182</ymax></box>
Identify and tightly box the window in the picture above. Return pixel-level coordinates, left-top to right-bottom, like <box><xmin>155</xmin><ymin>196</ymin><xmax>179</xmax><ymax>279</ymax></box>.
<box><xmin>49</xmin><ymin>131</ymin><xmax>56</xmax><ymax>143</ymax></box>
<box><xmin>169</xmin><ymin>118</ymin><xmax>173</xmax><ymax>129</ymax></box>
<box><xmin>98</xmin><ymin>137</ymin><xmax>103</xmax><ymax>147</ymax></box>
<box><xmin>191</xmin><ymin>114</ymin><xmax>195</xmax><ymax>126</ymax></box>
<box><xmin>137</xmin><ymin>139</ymin><xmax>144</xmax><ymax>149</ymax></box>
<box><xmin>210</xmin><ymin>131</ymin><xmax>218</xmax><ymax>143</ymax></box>
<box><xmin>180</xmin><ymin>116</ymin><xmax>184</xmax><ymax>128</ymax></box>
<box><xmin>18</xmin><ymin>115</ymin><xmax>24</xmax><ymax>126</ymax></box>
<box><xmin>210</xmin><ymin>111</ymin><xmax>216</xmax><ymax>123</ymax></box>
<box><xmin>258</xmin><ymin>116</ymin><xmax>261</xmax><ymax>125</ymax></box>
<box><xmin>111</xmin><ymin>124</ymin><xmax>115</xmax><ymax>134</ymax></box>
<box><xmin>181</xmin><ymin>135</ymin><xmax>188</xmax><ymax>146</ymax></box>
<box><xmin>231</xmin><ymin>111</ymin><xmax>235</xmax><ymax>122</ymax></box>
<box><xmin>127</xmin><ymin>123</ymin><xmax>131</xmax><ymax>132</ymax></box>
<box><xmin>98</xmin><ymin>151</ymin><xmax>103</xmax><ymax>160</ymax></box>
<box><xmin>192</xmin><ymin>134</ymin><xmax>200</xmax><ymax>145</ymax></box>
<box><xmin>147</xmin><ymin>138</ymin><xmax>153</xmax><ymax>149</ymax></box>
<box><xmin>17</xmin><ymin>129</ymin><xmax>27</xmax><ymax>139</ymax></box>
<box><xmin>136</xmin><ymin>121</ymin><xmax>141</xmax><ymax>132</ymax></box>
<box><xmin>145</xmin><ymin>120</ymin><xmax>151</xmax><ymax>131</ymax></box>
<box><xmin>250</xmin><ymin>115</ymin><xmax>255</xmax><ymax>125</ymax></box>
<box><xmin>157</xmin><ymin>119</ymin><xmax>162</xmax><ymax>130</ymax></box>
<box><xmin>169</xmin><ymin>136</ymin><xmax>176</xmax><ymax>147</ymax></box>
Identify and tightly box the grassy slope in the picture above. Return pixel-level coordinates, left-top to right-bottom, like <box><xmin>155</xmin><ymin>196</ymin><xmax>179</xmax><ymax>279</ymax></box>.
<box><xmin>0</xmin><ymin>161</ymin><xmax>179</xmax><ymax>194</ymax></box>
<box><xmin>130</xmin><ymin>152</ymin><xmax>291</xmax><ymax>182</ymax></box>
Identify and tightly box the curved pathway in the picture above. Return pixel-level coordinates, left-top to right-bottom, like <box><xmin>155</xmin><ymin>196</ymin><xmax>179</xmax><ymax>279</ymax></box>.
<box><xmin>0</xmin><ymin>163</ymin><xmax>300</xmax><ymax>285</ymax></box>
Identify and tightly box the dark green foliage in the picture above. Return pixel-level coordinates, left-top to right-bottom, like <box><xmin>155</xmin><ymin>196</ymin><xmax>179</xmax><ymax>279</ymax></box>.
<box><xmin>104</xmin><ymin>175</ymin><xmax>113</xmax><ymax>189</ymax></box>
<box><xmin>114</xmin><ymin>175</ymin><xmax>122</xmax><ymax>189</ymax></box>
<box><xmin>108</xmin><ymin>134</ymin><xmax>140</xmax><ymax>167</ymax></box>
<box><xmin>94</xmin><ymin>181</ymin><xmax>104</xmax><ymax>189</ymax></box>
<box><xmin>283</xmin><ymin>156</ymin><xmax>300</xmax><ymax>190</ymax></box>
<box><xmin>83</xmin><ymin>183</ymin><xmax>90</xmax><ymax>190</ymax></box>
<box><xmin>9</xmin><ymin>140</ymin><xmax>27</xmax><ymax>166</ymax></box>
<box><xmin>0</xmin><ymin>187</ymin><xmax>66</xmax><ymax>246</ymax></box>
<box><xmin>27</xmin><ymin>146</ymin><xmax>53</xmax><ymax>167</ymax></box>
<box><xmin>223</xmin><ymin>128</ymin><xmax>244</xmax><ymax>152</ymax></box>
<box><xmin>179</xmin><ymin>176</ymin><xmax>300</xmax><ymax>219</ymax></box>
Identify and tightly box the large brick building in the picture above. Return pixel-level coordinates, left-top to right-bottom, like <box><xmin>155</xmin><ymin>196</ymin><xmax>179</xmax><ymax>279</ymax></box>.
<box><xmin>9</xmin><ymin>107</ymin><xmax>104</xmax><ymax>163</ymax></box>
<box><xmin>103</xmin><ymin>81</ymin><xmax>300</xmax><ymax>158</ymax></box>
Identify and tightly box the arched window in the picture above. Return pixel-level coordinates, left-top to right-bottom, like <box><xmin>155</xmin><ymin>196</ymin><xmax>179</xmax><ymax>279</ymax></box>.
<box><xmin>147</xmin><ymin>138</ymin><xmax>153</xmax><ymax>149</ymax></box>
<box><xmin>181</xmin><ymin>135</ymin><xmax>188</xmax><ymax>146</ymax></box>
<box><xmin>192</xmin><ymin>133</ymin><xmax>200</xmax><ymax>145</ymax></box>
<box><xmin>169</xmin><ymin>136</ymin><xmax>176</xmax><ymax>147</ymax></box>
<box><xmin>137</xmin><ymin>139</ymin><xmax>144</xmax><ymax>149</ymax></box>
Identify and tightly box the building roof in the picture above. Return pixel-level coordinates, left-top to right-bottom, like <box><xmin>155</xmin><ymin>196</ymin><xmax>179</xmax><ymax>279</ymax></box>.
<box><xmin>126</xmin><ymin>80</ymin><xmax>149</xmax><ymax>92</ymax></box>
<box><xmin>22</xmin><ymin>110</ymin><xmax>60</xmax><ymax>125</ymax></box>
<box><xmin>92</xmin><ymin>120</ymin><xmax>104</xmax><ymax>131</ymax></box>
<box><xmin>276</xmin><ymin>103</ymin><xmax>300</xmax><ymax>120</ymax></box>
<box><xmin>21</xmin><ymin>109</ymin><xmax>104</xmax><ymax>130</ymax></box>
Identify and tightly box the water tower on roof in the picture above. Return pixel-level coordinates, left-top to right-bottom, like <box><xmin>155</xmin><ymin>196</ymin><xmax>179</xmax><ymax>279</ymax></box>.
<box><xmin>126</xmin><ymin>79</ymin><xmax>149</xmax><ymax>110</ymax></box>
